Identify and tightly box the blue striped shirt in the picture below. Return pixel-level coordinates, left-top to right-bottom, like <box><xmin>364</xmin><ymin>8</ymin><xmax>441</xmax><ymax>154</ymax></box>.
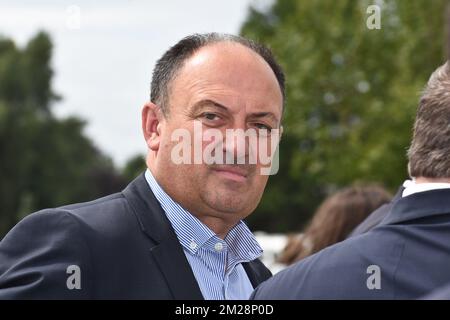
<box><xmin>144</xmin><ymin>169</ymin><xmax>263</xmax><ymax>300</ymax></box>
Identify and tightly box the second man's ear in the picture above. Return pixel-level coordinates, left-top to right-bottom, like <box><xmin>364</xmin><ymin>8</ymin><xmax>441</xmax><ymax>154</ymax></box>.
<box><xmin>142</xmin><ymin>102</ymin><xmax>162</xmax><ymax>151</ymax></box>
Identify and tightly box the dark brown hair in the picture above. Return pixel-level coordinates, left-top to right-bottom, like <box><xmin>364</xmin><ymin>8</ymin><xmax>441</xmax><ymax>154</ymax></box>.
<box><xmin>278</xmin><ymin>185</ymin><xmax>391</xmax><ymax>265</ymax></box>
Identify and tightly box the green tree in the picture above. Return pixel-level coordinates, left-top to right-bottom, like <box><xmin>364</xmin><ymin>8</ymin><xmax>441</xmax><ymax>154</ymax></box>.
<box><xmin>241</xmin><ymin>0</ymin><xmax>448</xmax><ymax>232</ymax></box>
<box><xmin>0</xmin><ymin>32</ymin><xmax>123</xmax><ymax>238</ymax></box>
<box><xmin>122</xmin><ymin>154</ymin><xmax>146</xmax><ymax>182</ymax></box>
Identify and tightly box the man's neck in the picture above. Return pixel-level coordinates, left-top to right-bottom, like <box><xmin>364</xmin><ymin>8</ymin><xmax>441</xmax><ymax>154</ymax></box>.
<box><xmin>415</xmin><ymin>177</ymin><xmax>450</xmax><ymax>184</ymax></box>
<box><xmin>195</xmin><ymin>216</ymin><xmax>233</xmax><ymax>239</ymax></box>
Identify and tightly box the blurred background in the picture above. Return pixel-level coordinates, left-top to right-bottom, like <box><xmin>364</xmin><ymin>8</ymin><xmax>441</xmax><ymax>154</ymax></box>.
<box><xmin>1</xmin><ymin>0</ymin><xmax>448</xmax><ymax>272</ymax></box>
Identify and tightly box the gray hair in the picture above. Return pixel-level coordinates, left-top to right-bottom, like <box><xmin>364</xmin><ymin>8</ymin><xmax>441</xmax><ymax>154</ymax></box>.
<box><xmin>407</xmin><ymin>62</ymin><xmax>450</xmax><ymax>178</ymax></box>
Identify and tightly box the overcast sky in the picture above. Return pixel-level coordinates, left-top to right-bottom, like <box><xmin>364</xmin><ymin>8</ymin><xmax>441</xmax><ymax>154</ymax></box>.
<box><xmin>0</xmin><ymin>0</ymin><xmax>269</xmax><ymax>166</ymax></box>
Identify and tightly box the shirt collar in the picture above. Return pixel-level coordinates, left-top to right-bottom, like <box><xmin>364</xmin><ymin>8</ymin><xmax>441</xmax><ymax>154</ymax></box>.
<box><xmin>381</xmin><ymin>187</ymin><xmax>450</xmax><ymax>226</ymax></box>
<box><xmin>144</xmin><ymin>169</ymin><xmax>262</xmax><ymax>261</ymax></box>
<box><xmin>402</xmin><ymin>179</ymin><xmax>450</xmax><ymax>198</ymax></box>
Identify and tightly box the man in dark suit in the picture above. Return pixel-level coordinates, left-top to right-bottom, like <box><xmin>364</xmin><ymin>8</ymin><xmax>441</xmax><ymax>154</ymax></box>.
<box><xmin>252</xmin><ymin>62</ymin><xmax>450</xmax><ymax>300</ymax></box>
<box><xmin>0</xmin><ymin>33</ymin><xmax>285</xmax><ymax>299</ymax></box>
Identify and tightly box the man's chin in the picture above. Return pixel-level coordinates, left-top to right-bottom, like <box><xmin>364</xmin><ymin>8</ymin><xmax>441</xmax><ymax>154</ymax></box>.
<box><xmin>203</xmin><ymin>192</ymin><xmax>250</xmax><ymax>215</ymax></box>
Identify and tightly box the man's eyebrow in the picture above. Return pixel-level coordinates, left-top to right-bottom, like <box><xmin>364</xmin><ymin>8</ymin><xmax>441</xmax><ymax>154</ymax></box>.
<box><xmin>249</xmin><ymin>112</ymin><xmax>280</xmax><ymax>124</ymax></box>
<box><xmin>191</xmin><ymin>100</ymin><xmax>280</xmax><ymax>123</ymax></box>
<box><xmin>191</xmin><ymin>99</ymin><xmax>229</xmax><ymax>112</ymax></box>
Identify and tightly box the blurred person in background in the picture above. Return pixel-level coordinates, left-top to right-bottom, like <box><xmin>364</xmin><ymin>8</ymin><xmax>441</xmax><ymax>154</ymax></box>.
<box><xmin>347</xmin><ymin>186</ymin><xmax>403</xmax><ymax>238</ymax></box>
<box><xmin>278</xmin><ymin>185</ymin><xmax>391</xmax><ymax>265</ymax></box>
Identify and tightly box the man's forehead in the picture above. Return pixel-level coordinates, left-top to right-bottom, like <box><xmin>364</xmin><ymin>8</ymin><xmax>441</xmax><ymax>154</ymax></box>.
<box><xmin>170</xmin><ymin>42</ymin><xmax>283</xmax><ymax>110</ymax></box>
<box><xmin>177</xmin><ymin>80</ymin><xmax>281</xmax><ymax>117</ymax></box>
<box><xmin>185</xmin><ymin>41</ymin><xmax>263</xmax><ymax>68</ymax></box>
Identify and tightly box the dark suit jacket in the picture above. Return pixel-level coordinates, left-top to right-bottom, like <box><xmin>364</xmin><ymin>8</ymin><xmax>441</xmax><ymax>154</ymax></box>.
<box><xmin>421</xmin><ymin>283</ymin><xmax>450</xmax><ymax>300</ymax></box>
<box><xmin>0</xmin><ymin>174</ymin><xmax>271</xmax><ymax>299</ymax></box>
<box><xmin>252</xmin><ymin>188</ymin><xmax>450</xmax><ymax>299</ymax></box>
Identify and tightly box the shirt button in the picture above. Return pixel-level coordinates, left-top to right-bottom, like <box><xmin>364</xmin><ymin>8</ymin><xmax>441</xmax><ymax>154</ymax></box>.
<box><xmin>214</xmin><ymin>242</ymin><xmax>224</xmax><ymax>252</ymax></box>
<box><xmin>189</xmin><ymin>241</ymin><xmax>197</xmax><ymax>250</ymax></box>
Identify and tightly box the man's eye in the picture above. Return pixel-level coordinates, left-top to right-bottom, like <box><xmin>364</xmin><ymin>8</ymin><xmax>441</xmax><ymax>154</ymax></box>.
<box><xmin>254</xmin><ymin>123</ymin><xmax>273</xmax><ymax>132</ymax></box>
<box><xmin>202</xmin><ymin>113</ymin><xmax>220</xmax><ymax>121</ymax></box>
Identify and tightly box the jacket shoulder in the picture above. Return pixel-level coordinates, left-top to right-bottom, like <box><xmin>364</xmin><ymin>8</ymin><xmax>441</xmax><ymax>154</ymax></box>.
<box><xmin>253</xmin><ymin>230</ymin><xmax>405</xmax><ymax>299</ymax></box>
<box><xmin>59</xmin><ymin>192</ymin><xmax>126</xmax><ymax>213</ymax></box>
<box><xmin>0</xmin><ymin>208</ymin><xmax>94</xmax><ymax>299</ymax></box>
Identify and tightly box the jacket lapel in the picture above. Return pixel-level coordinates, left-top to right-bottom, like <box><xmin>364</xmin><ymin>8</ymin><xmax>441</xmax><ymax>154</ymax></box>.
<box><xmin>122</xmin><ymin>173</ymin><xmax>203</xmax><ymax>300</ymax></box>
<box><xmin>149</xmin><ymin>235</ymin><xmax>204</xmax><ymax>300</ymax></box>
<box><xmin>242</xmin><ymin>260</ymin><xmax>272</xmax><ymax>288</ymax></box>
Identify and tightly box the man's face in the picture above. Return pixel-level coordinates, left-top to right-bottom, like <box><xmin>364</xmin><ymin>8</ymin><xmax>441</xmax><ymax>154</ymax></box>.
<box><xmin>151</xmin><ymin>42</ymin><xmax>283</xmax><ymax>226</ymax></box>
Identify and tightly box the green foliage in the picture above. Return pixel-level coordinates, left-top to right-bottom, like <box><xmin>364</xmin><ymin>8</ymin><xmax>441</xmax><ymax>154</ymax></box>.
<box><xmin>122</xmin><ymin>154</ymin><xmax>146</xmax><ymax>182</ymax></box>
<box><xmin>0</xmin><ymin>32</ymin><xmax>124</xmax><ymax>238</ymax></box>
<box><xmin>241</xmin><ymin>0</ymin><xmax>448</xmax><ymax>232</ymax></box>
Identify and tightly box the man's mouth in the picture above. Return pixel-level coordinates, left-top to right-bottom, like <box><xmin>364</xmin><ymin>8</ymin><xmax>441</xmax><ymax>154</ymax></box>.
<box><xmin>211</xmin><ymin>166</ymin><xmax>249</xmax><ymax>182</ymax></box>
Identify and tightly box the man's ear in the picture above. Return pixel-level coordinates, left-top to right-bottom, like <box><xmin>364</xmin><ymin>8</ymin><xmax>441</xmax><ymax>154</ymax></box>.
<box><xmin>142</xmin><ymin>102</ymin><xmax>163</xmax><ymax>151</ymax></box>
<box><xmin>279</xmin><ymin>125</ymin><xmax>284</xmax><ymax>141</ymax></box>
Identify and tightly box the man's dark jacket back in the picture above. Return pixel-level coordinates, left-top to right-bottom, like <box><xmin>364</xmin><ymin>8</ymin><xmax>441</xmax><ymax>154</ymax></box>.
<box><xmin>252</xmin><ymin>188</ymin><xmax>450</xmax><ymax>299</ymax></box>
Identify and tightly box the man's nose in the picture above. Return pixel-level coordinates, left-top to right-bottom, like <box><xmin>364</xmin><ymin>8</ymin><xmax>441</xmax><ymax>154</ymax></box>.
<box><xmin>222</xmin><ymin>122</ymin><xmax>251</xmax><ymax>164</ymax></box>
